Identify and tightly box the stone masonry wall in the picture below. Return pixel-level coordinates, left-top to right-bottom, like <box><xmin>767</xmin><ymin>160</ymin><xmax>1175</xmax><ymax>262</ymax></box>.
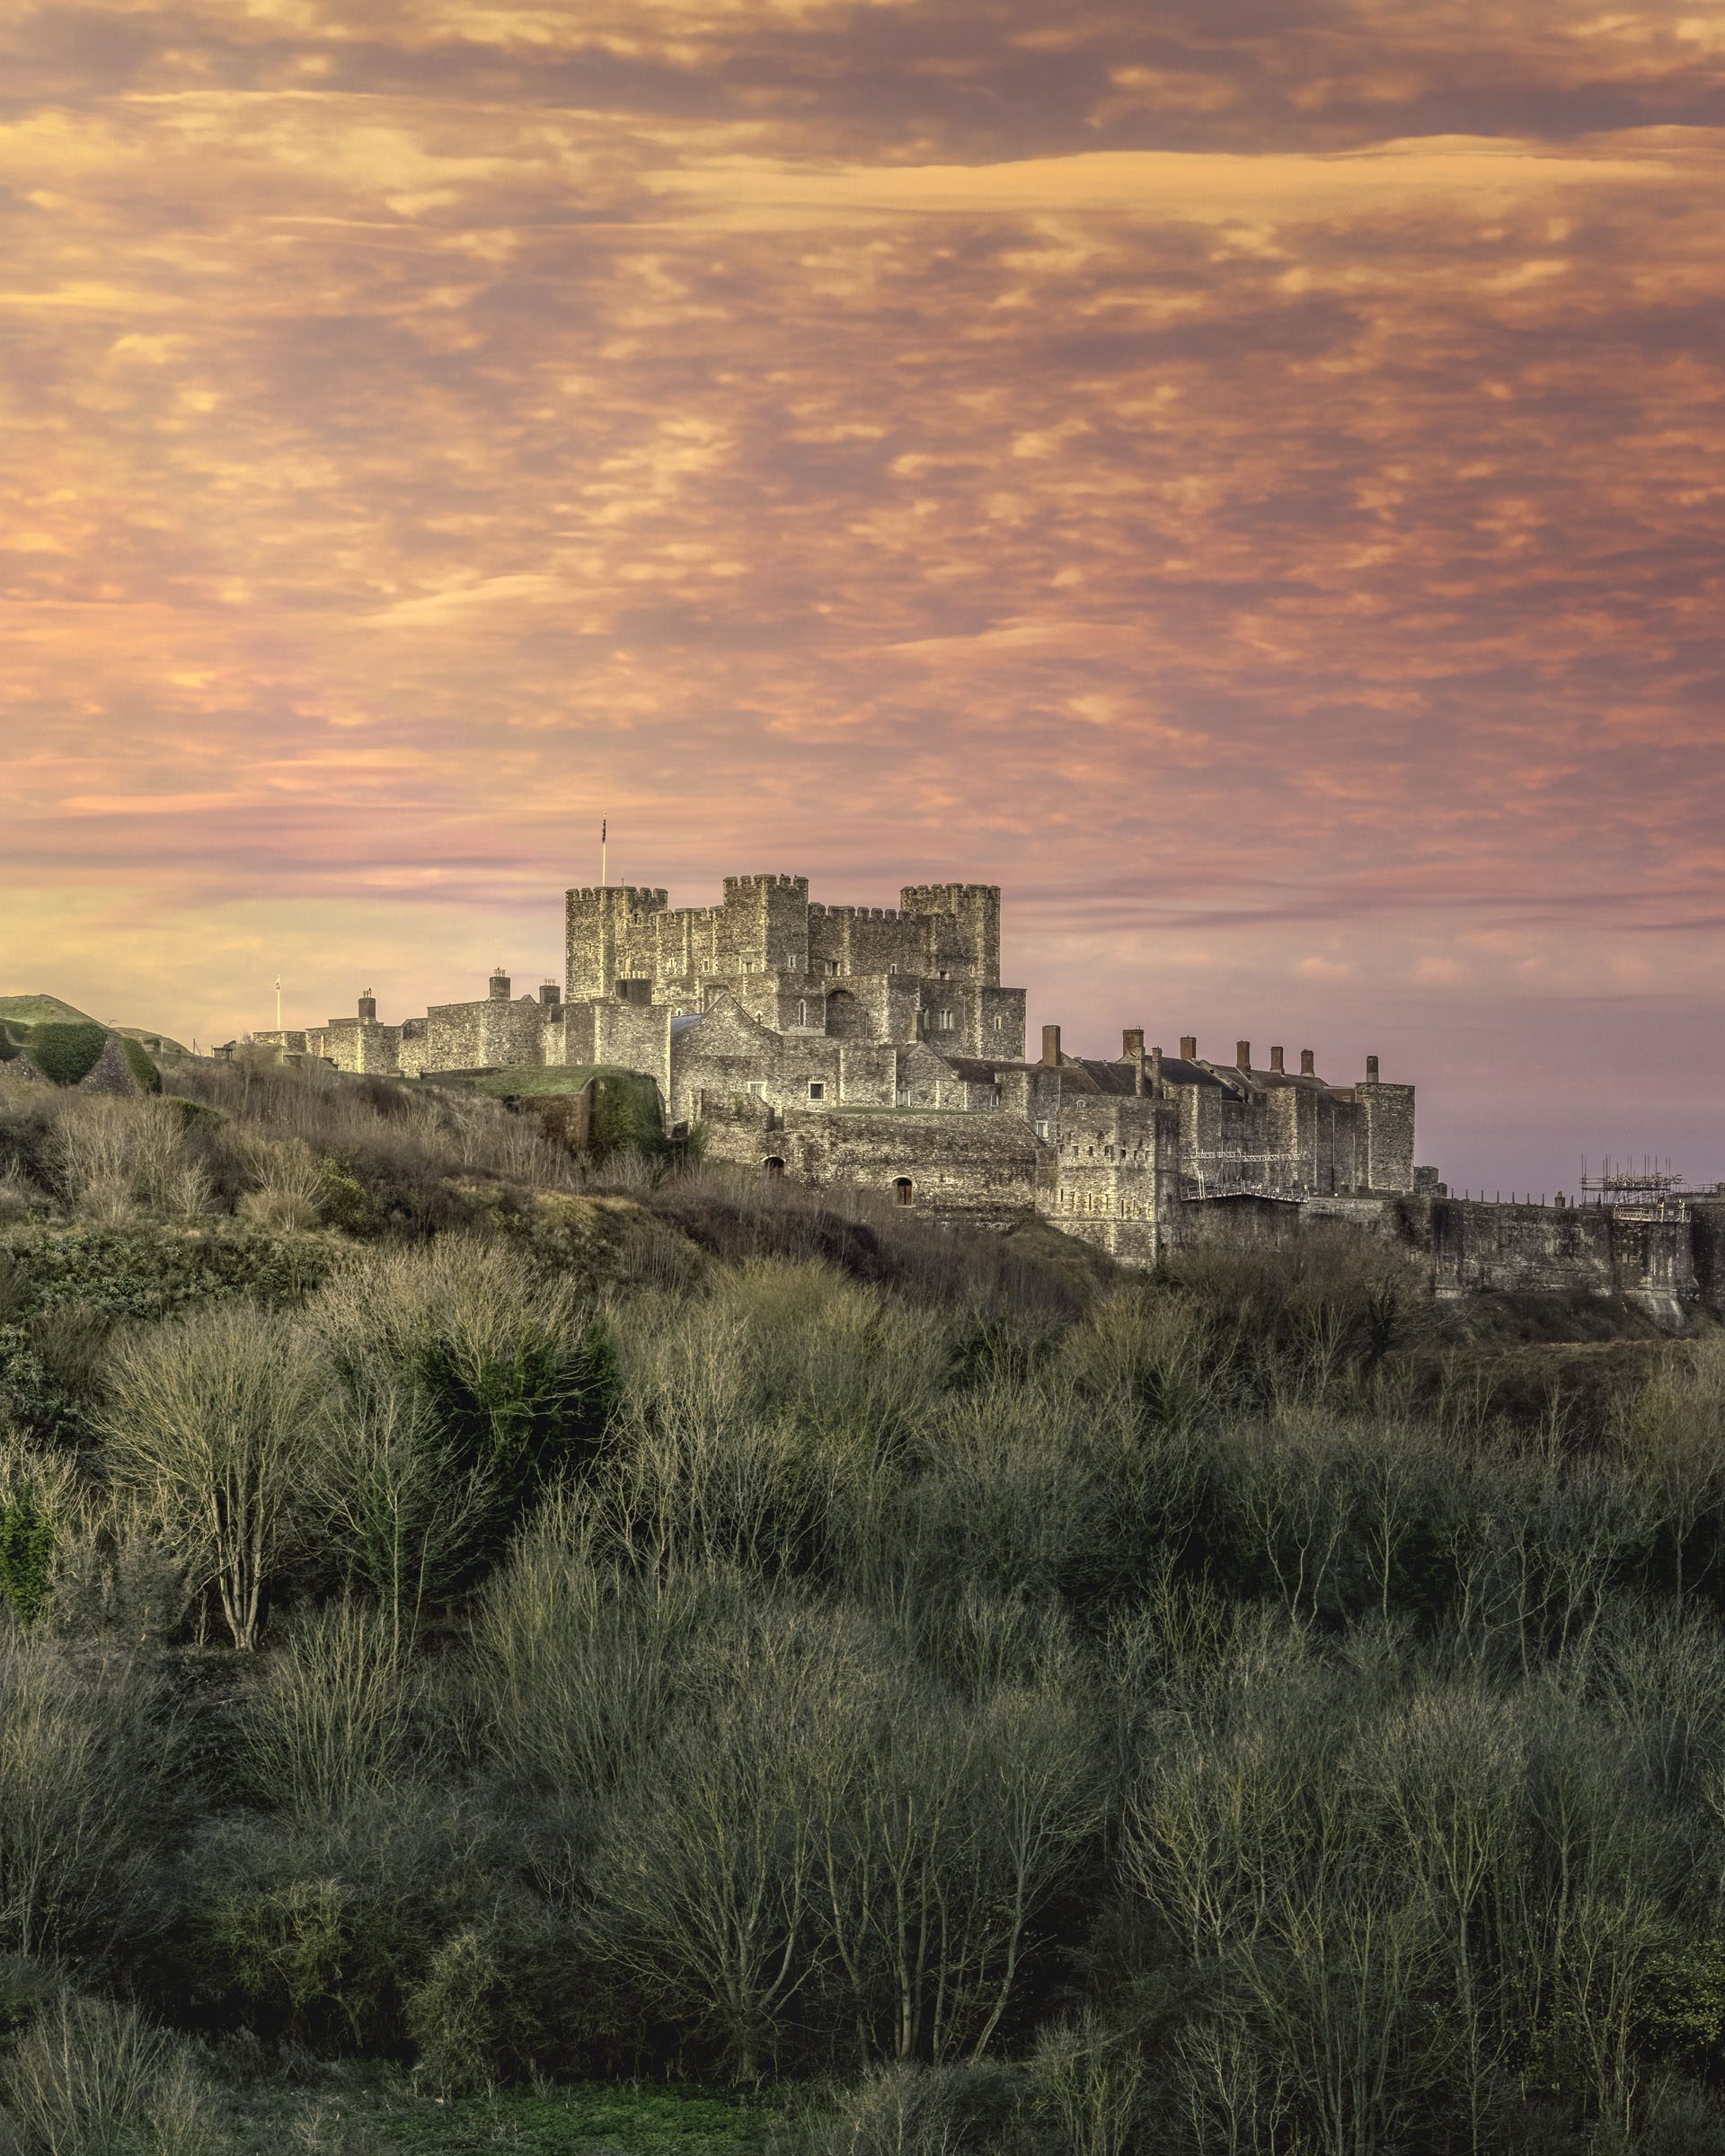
<box><xmin>1422</xmin><ymin>1197</ymin><xmax>1699</xmax><ymax>1315</ymax></box>
<box><xmin>773</xmin><ymin>1104</ymin><xmax>1041</xmax><ymax>1223</ymax></box>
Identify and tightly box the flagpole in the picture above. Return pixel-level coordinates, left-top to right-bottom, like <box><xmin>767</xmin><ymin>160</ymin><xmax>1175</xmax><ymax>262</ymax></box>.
<box><xmin>600</xmin><ymin>818</ymin><xmax>607</xmax><ymax>888</ymax></box>
<box><xmin>275</xmin><ymin>975</ymin><xmax>281</xmax><ymax>1029</ymax></box>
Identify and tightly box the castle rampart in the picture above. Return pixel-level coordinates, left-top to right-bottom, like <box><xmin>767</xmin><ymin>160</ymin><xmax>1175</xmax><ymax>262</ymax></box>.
<box><xmin>257</xmin><ymin>867</ymin><xmax>1438</xmax><ymax>1271</ymax></box>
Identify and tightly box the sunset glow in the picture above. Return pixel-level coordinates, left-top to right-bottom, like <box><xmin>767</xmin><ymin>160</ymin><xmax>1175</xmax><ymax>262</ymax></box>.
<box><xmin>4</xmin><ymin>0</ymin><xmax>1722</xmax><ymax>1192</ymax></box>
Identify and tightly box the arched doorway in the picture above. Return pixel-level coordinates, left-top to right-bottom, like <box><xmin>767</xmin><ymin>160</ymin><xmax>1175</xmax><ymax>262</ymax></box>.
<box><xmin>825</xmin><ymin>989</ymin><xmax>867</xmax><ymax>1040</ymax></box>
<box><xmin>763</xmin><ymin>1156</ymin><xmax>785</xmax><ymax>1179</ymax></box>
<box><xmin>892</xmin><ymin>1177</ymin><xmax>913</xmax><ymax>1206</ymax></box>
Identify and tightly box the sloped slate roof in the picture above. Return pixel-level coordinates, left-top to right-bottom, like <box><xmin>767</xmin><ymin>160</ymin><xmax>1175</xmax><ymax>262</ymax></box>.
<box><xmin>1069</xmin><ymin>1058</ymin><xmax>1140</xmax><ymax>1096</ymax></box>
<box><xmin>1153</xmin><ymin>1056</ymin><xmax>1225</xmax><ymax>1089</ymax></box>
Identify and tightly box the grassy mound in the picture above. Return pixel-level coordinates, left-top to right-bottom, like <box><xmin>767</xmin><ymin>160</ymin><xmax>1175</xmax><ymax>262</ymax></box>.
<box><xmin>0</xmin><ymin>996</ymin><xmax>190</xmax><ymax>1058</ymax></box>
<box><xmin>0</xmin><ymin>994</ymin><xmax>93</xmax><ymax>1027</ymax></box>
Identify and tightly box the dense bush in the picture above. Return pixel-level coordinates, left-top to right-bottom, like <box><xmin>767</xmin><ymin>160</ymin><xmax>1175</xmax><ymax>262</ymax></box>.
<box><xmin>2</xmin><ymin>1075</ymin><xmax>1723</xmax><ymax>2150</ymax></box>
<box><xmin>120</xmin><ymin>1038</ymin><xmax>162</xmax><ymax>1094</ymax></box>
<box><xmin>24</xmin><ymin>1022</ymin><xmax>108</xmax><ymax>1090</ymax></box>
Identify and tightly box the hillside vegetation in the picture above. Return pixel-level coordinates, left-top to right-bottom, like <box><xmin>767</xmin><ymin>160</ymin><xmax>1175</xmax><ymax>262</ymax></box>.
<box><xmin>0</xmin><ymin>1054</ymin><xmax>1723</xmax><ymax>2154</ymax></box>
<box><xmin>0</xmin><ymin>994</ymin><xmax>190</xmax><ymax>1057</ymax></box>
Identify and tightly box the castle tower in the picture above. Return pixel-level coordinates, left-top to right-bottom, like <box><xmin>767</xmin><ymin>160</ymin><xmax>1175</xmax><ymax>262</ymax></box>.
<box><xmin>720</xmin><ymin>873</ymin><xmax>810</xmax><ymax>976</ymax></box>
<box><xmin>899</xmin><ymin>884</ymin><xmax>1002</xmax><ymax>985</ymax></box>
<box><xmin>564</xmin><ymin>885</ymin><xmax>668</xmax><ymax>1003</ymax></box>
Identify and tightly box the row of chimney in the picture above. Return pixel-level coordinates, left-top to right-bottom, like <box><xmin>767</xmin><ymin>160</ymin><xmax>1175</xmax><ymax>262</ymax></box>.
<box><xmin>1039</xmin><ymin>1024</ymin><xmax>1380</xmax><ymax>1086</ymax></box>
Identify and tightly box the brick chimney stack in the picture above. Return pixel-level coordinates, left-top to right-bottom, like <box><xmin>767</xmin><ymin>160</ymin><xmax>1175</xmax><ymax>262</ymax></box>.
<box><xmin>1300</xmin><ymin>1048</ymin><xmax>1315</xmax><ymax>1076</ymax></box>
<box><xmin>1040</xmin><ymin>1023</ymin><xmax>1062</xmax><ymax>1066</ymax></box>
<box><xmin>1180</xmin><ymin>1034</ymin><xmax>1198</xmax><ymax>1061</ymax></box>
<box><xmin>1237</xmin><ymin>1039</ymin><xmax>1252</xmax><ymax>1072</ymax></box>
<box><xmin>1366</xmin><ymin>1054</ymin><xmax>1380</xmax><ymax>1082</ymax></box>
<box><xmin>357</xmin><ymin>991</ymin><xmax>376</xmax><ymax>1023</ymax></box>
<box><xmin>1150</xmin><ymin>1045</ymin><xmax>1163</xmax><ymax>1096</ymax></box>
<box><xmin>1269</xmin><ymin>1046</ymin><xmax>1285</xmax><ymax>1074</ymax></box>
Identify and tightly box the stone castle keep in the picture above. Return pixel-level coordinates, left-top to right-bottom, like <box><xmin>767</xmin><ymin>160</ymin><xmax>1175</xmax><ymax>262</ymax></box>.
<box><xmin>259</xmin><ymin>871</ymin><xmax>1420</xmax><ymax>1266</ymax></box>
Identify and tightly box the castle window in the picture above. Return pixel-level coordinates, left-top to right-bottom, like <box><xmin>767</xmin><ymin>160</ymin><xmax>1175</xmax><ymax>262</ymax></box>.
<box><xmin>797</xmin><ymin>1000</ymin><xmax>808</xmax><ymax>1025</ymax></box>
<box><xmin>936</xmin><ymin>1010</ymin><xmax>954</xmax><ymax>1031</ymax></box>
<box><xmin>809</xmin><ymin>1081</ymin><xmax>825</xmax><ymax>1100</ymax></box>
<box><xmin>892</xmin><ymin>1177</ymin><xmax>913</xmax><ymax>1206</ymax></box>
<box><xmin>993</xmin><ymin>1014</ymin><xmax>1004</xmax><ymax>1033</ymax></box>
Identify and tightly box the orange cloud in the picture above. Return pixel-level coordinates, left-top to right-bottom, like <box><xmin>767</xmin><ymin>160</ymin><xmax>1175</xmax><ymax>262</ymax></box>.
<box><xmin>1</xmin><ymin>0</ymin><xmax>1721</xmax><ymax>1196</ymax></box>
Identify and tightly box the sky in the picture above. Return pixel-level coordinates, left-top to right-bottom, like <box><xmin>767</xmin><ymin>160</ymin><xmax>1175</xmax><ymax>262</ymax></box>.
<box><xmin>3</xmin><ymin>0</ymin><xmax>1722</xmax><ymax>1196</ymax></box>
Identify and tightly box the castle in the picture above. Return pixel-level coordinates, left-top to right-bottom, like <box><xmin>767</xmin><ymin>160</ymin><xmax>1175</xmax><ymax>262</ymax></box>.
<box><xmin>258</xmin><ymin>872</ymin><xmax>1419</xmax><ymax>1264</ymax></box>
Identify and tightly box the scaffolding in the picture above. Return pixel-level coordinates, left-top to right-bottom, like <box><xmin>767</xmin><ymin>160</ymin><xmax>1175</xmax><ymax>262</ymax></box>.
<box><xmin>1579</xmin><ymin>1155</ymin><xmax>1692</xmax><ymax>1220</ymax></box>
<box><xmin>1180</xmin><ymin>1152</ymin><xmax>1311</xmax><ymax>1205</ymax></box>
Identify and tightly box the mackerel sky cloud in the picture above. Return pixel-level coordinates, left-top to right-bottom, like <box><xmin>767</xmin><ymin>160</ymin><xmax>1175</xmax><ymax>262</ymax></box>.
<box><xmin>3</xmin><ymin>0</ymin><xmax>1722</xmax><ymax>1191</ymax></box>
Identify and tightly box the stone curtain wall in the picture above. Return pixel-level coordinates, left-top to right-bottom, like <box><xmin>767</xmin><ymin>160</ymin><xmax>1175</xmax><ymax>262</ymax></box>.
<box><xmin>1359</xmin><ymin>1082</ymin><xmax>1417</xmax><ymax>1196</ymax></box>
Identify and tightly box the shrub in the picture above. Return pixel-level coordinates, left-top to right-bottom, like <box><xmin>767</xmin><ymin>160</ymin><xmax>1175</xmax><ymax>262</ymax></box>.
<box><xmin>588</xmin><ymin>1070</ymin><xmax>664</xmax><ymax>1160</ymax></box>
<box><xmin>120</xmin><ymin>1038</ymin><xmax>163</xmax><ymax>1094</ymax></box>
<box><xmin>309</xmin><ymin>1240</ymin><xmax>616</xmax><ymax>1562</ymax></box>
<box><xmin>0</xmin><ymin>1989</ymin><xmax>229</xmax><ymax>2156</ymax></box>
<box><xmin>0</xmin><ymin>1491</ymin><xmax>57</xmax><ymax>1626</ymax></box>
<box><xmin>241</xmin><ymin>1598</ymin><xmax>422</xmax><ymax>1819</ymax></box>
<box><xmin>309</xmin><ymin>1380</ymin><xmax>486</xmax><ymax>1647</ymax></box>
<box><xmin>0</xmin><ymin>1222</ymin><xmax>339</xmax><ymax>1326</ymax></box>
<box><xmin>234</xmin><ymin>1135</ymin><xmax>327</xmax><ymax>1232</ymax></box>
<box><xmin>44</xmin><ymin>1498</ymin><xmax>193</xmax><ymax>1648</ymax></box>
<box><xmin>1024</xmin><ymin>2013</ymin><xmax>1146</xmax><ymax>2156</ymax></box>
<box><xmin>0</xmin><ymin>1431</ymin><xmax>80</xmax><ymax>1625</ymax></box>
<box><xmin>403</xmin><ymin>1927</ymin><xmax>515</xmax><ymax>2097</ymax></box>
<box><xmin>96</xmin><ymin>1303</ymin><xmax>329</xmax><ymax>1648</ymax></box>
<box><xmin>186</xmin><ymin>1782</ymin><xmax>509</xmax><ymax>2054</ymax></box>
<box><xmin>26</xmin><ymin>1022</ymin><xmax>108</xmax><ymax>1090</ymax></box>
<box><xmin>0</xmin><ymin>1634</ymin><xmax>181</xmax><ymax>1966</ymax></box>
<box><xmin>801</xmin><ymin>2062</ymin><xmax>1024</xmax><ymax>2155</ymax></box>
<box><xmin>52</xmin><ymin>1095</ymin><xmax>198</xmax><ymax>1223</ymax></box>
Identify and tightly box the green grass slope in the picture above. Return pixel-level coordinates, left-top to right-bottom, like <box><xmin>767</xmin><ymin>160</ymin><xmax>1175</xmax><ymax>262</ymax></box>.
<box><xmin>0</xmin><ymin>994</ymin><xmax>92</xmax><ymax>1027</ymax></box>
<box><xmin>226</xmin><ymin>2072</ymin><xmax>787</xmax><ymax>2152</ymax></box>
<box><xmin>0</xmin><ymin>994</ymin><xmax>190</xmax><ymax>1057</ymax></box>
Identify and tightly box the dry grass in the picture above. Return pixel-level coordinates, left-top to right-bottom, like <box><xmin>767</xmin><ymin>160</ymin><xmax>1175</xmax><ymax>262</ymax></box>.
<box><xmin>51</xmin><ymin>1094</ymin><xmax>208</xmax><ymax>1225</ymax></box>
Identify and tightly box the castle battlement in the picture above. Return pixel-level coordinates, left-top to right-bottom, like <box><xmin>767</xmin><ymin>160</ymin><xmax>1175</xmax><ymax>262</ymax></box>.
<box><xmin>567</xmin><ymin>885</ymin><xmax>668</xmax><ymax>906</ymax></box>
<box><xmin>261</xmin><ymin>866</ymin><xmax>1421</xmax><ymax>1271</ymax></box>
<box><xmin>901</xmin><ymin>883</ymin><xmax>1002</xmax><ymax>907</ymax></box>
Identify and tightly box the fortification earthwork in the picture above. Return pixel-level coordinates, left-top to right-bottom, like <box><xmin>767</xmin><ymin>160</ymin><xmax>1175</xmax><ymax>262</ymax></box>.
<box><xmin>258</xmin><ymin>871</ymin><xmax>1723</xmax><ymax>1319</ymax></box>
